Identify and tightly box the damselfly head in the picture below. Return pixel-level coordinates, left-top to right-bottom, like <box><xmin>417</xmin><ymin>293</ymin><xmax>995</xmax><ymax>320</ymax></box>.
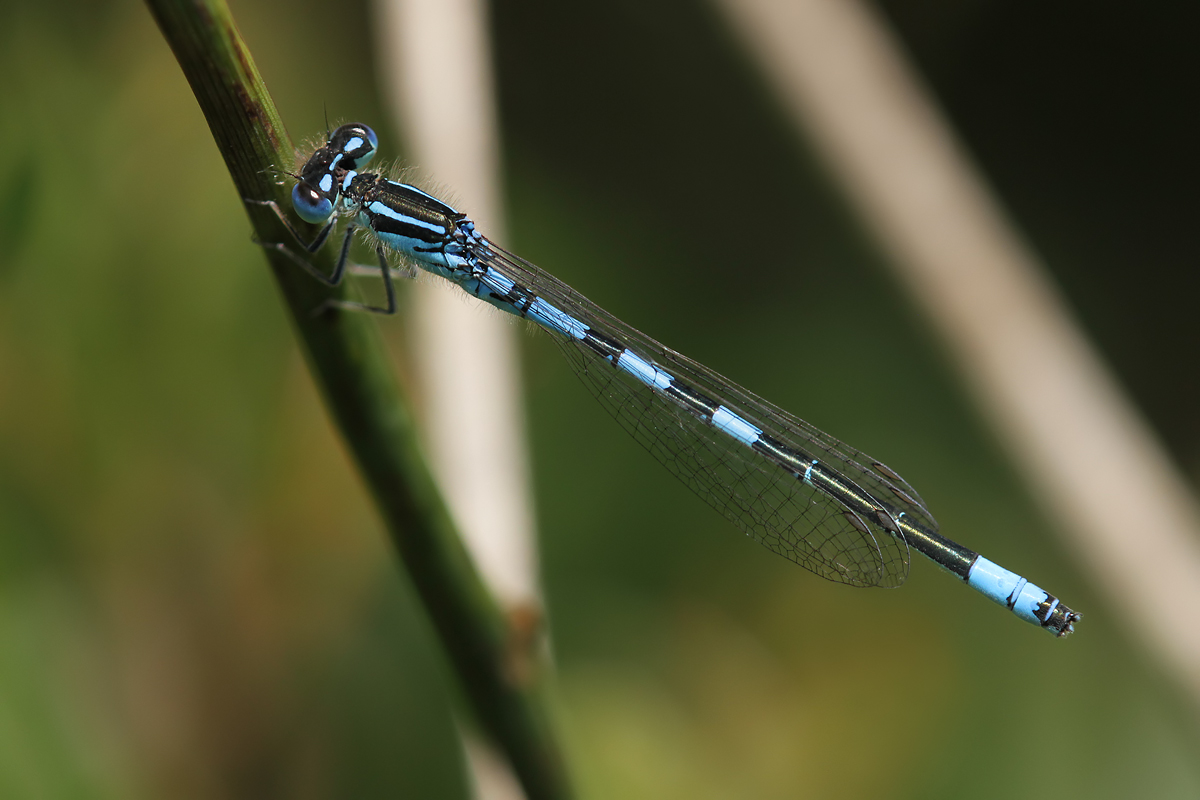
<box><xmin>289</xmin><ymin>124</ymin><xmax>380</xmax><ymax>224</ymax></box>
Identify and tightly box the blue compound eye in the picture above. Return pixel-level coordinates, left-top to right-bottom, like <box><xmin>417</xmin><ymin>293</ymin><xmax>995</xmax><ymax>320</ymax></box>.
<box><xmin>332</xmin><ymin>123</ymin><xmax>378</xmax><ymax>170</ymax></box>
<box><xmin>292</xmin><ymin>183</ymin><xmax>334</xmax><ymax>223</ymax></box>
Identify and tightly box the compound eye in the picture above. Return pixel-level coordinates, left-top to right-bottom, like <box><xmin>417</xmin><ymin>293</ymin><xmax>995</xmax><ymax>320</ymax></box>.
<box><xmin>292</xmin><ymin>183</ymin><xmax>334</xmax><ymax>223</ymax></box>
<box><xmin>333</xmin><ymin>123</ymin><xmax>378</xmax><ymax>169</ymax></box>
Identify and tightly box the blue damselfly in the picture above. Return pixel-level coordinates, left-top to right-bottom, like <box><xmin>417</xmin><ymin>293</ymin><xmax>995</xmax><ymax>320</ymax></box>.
<box><xmin>252</xmin><ymin>123</ymin><xmax>1080</xmax><ymax>636</ymax></box>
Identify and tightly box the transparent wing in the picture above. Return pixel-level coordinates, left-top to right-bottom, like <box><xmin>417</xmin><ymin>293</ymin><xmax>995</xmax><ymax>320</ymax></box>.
<box><xmin>479</xmin><ymin>241</ymin><xmax>938</xmax><ymax>588</ymax></box>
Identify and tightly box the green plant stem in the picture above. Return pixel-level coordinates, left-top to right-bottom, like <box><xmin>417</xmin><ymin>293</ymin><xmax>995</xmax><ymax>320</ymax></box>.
<box><xmin>143</xmin><ymin>1</ymin><xmax>572</xmax><ymax>798</ymax></box>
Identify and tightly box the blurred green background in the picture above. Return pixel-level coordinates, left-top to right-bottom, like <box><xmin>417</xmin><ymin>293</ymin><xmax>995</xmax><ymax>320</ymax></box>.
<box><xmin>2</xmin><ymin>0</ymin><xmax>1199</xmax><ymax>797</ymax></box>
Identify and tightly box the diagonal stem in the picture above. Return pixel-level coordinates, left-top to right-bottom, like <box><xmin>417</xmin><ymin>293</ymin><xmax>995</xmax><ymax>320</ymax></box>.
<box><xmin>143</xmin><ymin>1</ymin><xmax>572</xmax><ymax>797</ymax></box>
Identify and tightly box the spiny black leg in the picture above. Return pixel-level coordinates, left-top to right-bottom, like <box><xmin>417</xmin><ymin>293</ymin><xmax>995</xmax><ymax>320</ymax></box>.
<box><xmin>245</xmin><ymin>198</ymin><xmax>395</xmax><ymax>315</ymax></box>
<box><xmin>258</xmin><ymin>224</ymin><xmax>357</xmax><ymax>287</ymax></box>
<box><xmin>316</xmin><ymin>244</ymin><xmax>397</xmax><ymax>316</ymax></box>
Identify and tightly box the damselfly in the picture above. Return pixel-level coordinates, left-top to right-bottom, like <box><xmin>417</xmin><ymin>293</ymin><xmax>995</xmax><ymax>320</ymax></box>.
<box><xmin>252</xmin><ymin>123</ymin><xmax>1080</xmax><ymax>636</ymax></box>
